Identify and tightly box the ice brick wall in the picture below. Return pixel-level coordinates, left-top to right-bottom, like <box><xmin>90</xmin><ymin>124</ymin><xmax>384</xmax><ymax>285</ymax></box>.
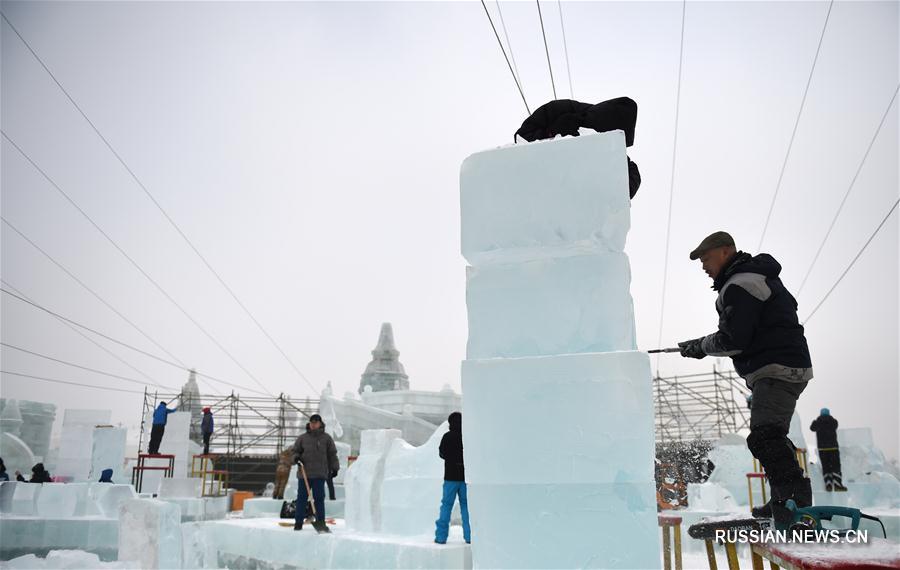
<box><xmin>460</xmin><ymin>131</ymin><xmax>660</xmax><ymax>569</ymax></box>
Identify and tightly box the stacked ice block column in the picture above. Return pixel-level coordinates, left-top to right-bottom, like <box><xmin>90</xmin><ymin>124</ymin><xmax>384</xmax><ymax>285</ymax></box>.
<box><xmin>460</xmin><ymin>131</ymin><xmax>661</xmax><ymax>569</ymax></box>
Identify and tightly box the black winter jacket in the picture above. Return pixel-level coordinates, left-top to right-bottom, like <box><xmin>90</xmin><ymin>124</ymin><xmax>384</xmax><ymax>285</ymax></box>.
<box><xmin>439</xmin><ymin>415</ymin><xmax>465</xmax><ymax>482</ymax></box>
<box><xmin>700</xmin><ymin>252</ymin><xmax>813</xmax><ymax>385</ymax></box>
<box><xmin>810</xmin><ymin>415</ymin><xmax>839</xmax><ymax>449</ymax></box>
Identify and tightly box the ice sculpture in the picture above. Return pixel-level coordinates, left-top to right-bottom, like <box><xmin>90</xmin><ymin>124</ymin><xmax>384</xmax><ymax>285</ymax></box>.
<box><xmin>460</xmin><ymin>130</ymin><xmax>660</xmax><ymax>568</ymax></box>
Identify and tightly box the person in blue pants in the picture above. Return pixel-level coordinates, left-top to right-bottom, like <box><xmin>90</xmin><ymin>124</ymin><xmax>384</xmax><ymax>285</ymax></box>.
<box><xmin>434</xmin><ymin>412</ymin><xmax>471</xmax><ymax>544</ymax></box>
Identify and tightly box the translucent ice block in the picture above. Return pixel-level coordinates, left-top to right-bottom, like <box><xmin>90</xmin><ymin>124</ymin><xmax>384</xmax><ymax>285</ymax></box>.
<box><xmin>117</xmin><ymin>499</ymin><xmax>181</xmax><ymax>569</ymax></box>
<box><xmin>344</xmin><ymin>429</ymin><xmax>400</xmax><ymax>532</ymax></box>
<box><xmin>462</xmin><ymin>352</ymin><xmax>655</xmax><ymax>485</ymax></box>
<box><xmin>465</xmin><ymin>253</ymin><xmax>636</xmax><ymax>359</ymax></box>
<box><xmin>90</xmin><ymin>427</ymin><xmax>126</xmax><ymax>483</ymax></box>
<box><xmin>460</xmin><ymin>130</ymin><xmax>631</xmax><ymax>266</ymax></box>
<box><xmin>467</xmin><ymin>482</ymin><xmax>659</xmax><ymax>569</ymax></box>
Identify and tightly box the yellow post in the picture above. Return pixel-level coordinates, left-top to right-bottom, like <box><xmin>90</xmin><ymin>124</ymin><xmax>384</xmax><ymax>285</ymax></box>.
<box><xmin>725</xmin><ymin>542</ymin><xmax>740</xmax><ymax>570</ymax></box>
<box><xmin>705</xmin><ymin>540</ymin><xmax>718</xmax><ymax>570</ymax></box>
<box><xmin>751</xmin><ymin>546</ymin><xmax>764</xmax><ymax>570</ymax></box>
<box><xmin>674</xmin><ymin>522</ymin><xmax>683</xmax><ymax>570</ymax></box>
<box><xmin>662</xmin><ymin>525</ymin><xmax>672</xmax><ymax>570</ymax></box>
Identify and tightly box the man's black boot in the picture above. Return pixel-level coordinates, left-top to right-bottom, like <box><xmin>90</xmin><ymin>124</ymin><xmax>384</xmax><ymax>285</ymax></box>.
<box><xmin>770</xmin><ymin>477</ymin><xmax>812</xmax><ymax>528</ymax></box>
<box><xmin>313</xmin><ymin>519</ymin><xmax>331</xmax><ymax>534</ymax></box>
<box><xmin>751</xmin><ymin>499</ymin><xmax>773</xmax><ymax>519</ymax></box>
<box><xmin>293</xmin><ymin>522</ymin><xmax>303</xmax><ymax>531</ymax></box>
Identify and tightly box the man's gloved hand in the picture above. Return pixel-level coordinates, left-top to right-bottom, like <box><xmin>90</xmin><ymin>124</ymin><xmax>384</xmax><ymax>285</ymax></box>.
<box><xmin>330</xmin><ymin>469</ymin><xmax>339</xmax><ymax>479</ymax></box>
<box><xmin>678</xmin><ymin>338</ymin><xmax>707</xmax><ymax>359</ymax></box>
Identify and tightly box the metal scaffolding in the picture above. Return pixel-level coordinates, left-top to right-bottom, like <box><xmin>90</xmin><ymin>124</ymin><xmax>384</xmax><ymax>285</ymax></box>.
<box><xmin>139</xmin><ymin>389</ymin><xmax>319</xmax><ymax>491</ymax></box>
<box><xmin>653</xmin><ymin>366</ymin><xmax>751</xmax><ymax>443</ymax></box>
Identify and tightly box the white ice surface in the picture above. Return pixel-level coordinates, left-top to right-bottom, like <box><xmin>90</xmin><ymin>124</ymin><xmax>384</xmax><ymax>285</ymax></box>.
<box><xmin>686</xmin><ymin>481</ymin><xmax>740</xmax><ymax>512</ymax></box>
<box><xmin>335</xmin><ymin>441</ymin><xmax>351</xmax><ymax>485</ymax></box>
<box><xmin>0</xmin><ymin>481</ymin><xmax>18</xmax><ymax>513</ymax></box>
<box><xmin>117</xmin><ymin>498</ymin><xmax>181</xmax><ymax>569</ymax></box>
<box><xmin>0</xmin><ymin>433</ymin><xmax>35</xmax><ymax>480</ymax></box>
<box><xmin>1</xmin><ymin>550</ymin><xmax>132</xmax><ymax>569</ymax></box>
<box><xmin>460</xmin><ymin>130</ymin><xmax>631</xmax><ymax>265</ymax></box>
<box><xmin>465</xmin><ymin>253</ymin><xmax>636</xmax><ymax>359</ymax></box>
<box><xmin>35</xmin><ymin>484</ymin><xmax>78</xmax><ymax>518</ymax></box>
<box><xmin>0</xmin><ymin>517</ymin><xmax>119</xmax><ymax>561</ymax></box>
<box><xmin>181</xmin><ymin>517</ymin><xmax>471</xmax><ymax>570</ymax></box>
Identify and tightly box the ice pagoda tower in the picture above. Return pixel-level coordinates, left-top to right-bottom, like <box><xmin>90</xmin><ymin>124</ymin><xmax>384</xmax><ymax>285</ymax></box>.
<box><xmin>180</xmin><ymin>369</ymin><xmax>203</xmax><ymax>444</ymax></box>
<box><xmin>358</xmin><ymin>323</ymin><xmax>409</xmax><ymax>393</ymax></box>
<box><xmin>460</xmin><ymin>131</ymin><xmax>660</xmax><ymax>568</ymax></box>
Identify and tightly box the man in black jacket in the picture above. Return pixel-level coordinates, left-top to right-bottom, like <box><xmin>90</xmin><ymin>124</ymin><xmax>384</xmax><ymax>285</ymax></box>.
<box><xmin>678</xmin><ymin>231</ymin><xmax>813</xmax><ymax>525</ymax></box>
<box><xmin>810</xmin><ymin>408</ymin><xmax>846</xmax><ymax>492</ymax></box>
<box><xmin>290</xmin><ymin>414</ymin><xmax>339</xmax><ymax>533</ymax></box>
<box><xmin>434</xmin><ymin>412</ymin><xmax>471</xmax><ymax>544</ymax></box>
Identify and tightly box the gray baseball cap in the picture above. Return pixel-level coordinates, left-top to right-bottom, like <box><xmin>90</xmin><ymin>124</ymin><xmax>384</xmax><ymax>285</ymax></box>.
<box><xmin>689</xmin><ymin>231</ymin><xmax>735</xmax><ymax>260</ymax></box>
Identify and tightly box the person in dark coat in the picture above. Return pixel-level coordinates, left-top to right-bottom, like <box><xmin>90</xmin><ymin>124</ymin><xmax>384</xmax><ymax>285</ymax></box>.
<box><xmin>811</xmin><ymin>408</ymin><xmax>846</xmax><ymax>492</ymax></box>
<box><xmin>148</xmin><ymin>401</ymin><xmax>176</xmax><ymax>455</ymax></box>
<box><xmin>290</xmin><ymin>414</ymin><xmax>339</xmax><ymax>532</ymax></box>
<box><xmin>16</xmin><ymin>462</ymin><xmax>52</xmax><ymax>483</ymax></box>
<box><xmin>0</xmin><ymin>458</ymin><xmax>9</xmax><ymax>482</ymax></box>
<box><xmin>98</xmin><ymin>468</ymin><xmax>114</xmax><ymax>483</ymax></box>
<box><xmin>678</xmin><ymin>231</ymin><xmax>813</xmax><ymax>525</ymax></box>
<box><xmin>514</xmin><ymin>97</ymin><xmax>642</xmax><ymax>198</ymax></box>
<box><xmin>201</xmin><ymin>407</ymin><xmax>214</xmax><ymax>455</ymax></box>
<box><xmin>434</xmin><ymin>412</ymin><xmax>471</xmax><ymax>544</ymax></box>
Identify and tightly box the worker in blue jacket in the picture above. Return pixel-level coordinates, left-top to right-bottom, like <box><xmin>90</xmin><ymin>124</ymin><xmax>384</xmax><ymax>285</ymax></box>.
<box><xmin>148</xmin><ymin>401</ymin><xmax>176</xmax><ymax>454</ymax></box>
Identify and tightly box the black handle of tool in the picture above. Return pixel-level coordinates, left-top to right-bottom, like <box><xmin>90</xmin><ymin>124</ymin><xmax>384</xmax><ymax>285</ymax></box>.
<box><xmin>648</xmin><ymin>348</ymin><xmax>681</xmax><ymax>354</ymax></box>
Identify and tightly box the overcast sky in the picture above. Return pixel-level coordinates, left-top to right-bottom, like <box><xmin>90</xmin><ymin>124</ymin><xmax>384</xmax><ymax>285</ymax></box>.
<box><xmin>1</xmin><ymin>1</ymin><xmax>897</xmax><ymax>459</ymax></box>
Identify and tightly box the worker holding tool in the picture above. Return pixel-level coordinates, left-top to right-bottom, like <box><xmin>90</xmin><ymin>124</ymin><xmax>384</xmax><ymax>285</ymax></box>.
<box><xmin>291</xmin><ymin>413</ymin><xmax>339</xmax><ymax>533</ymax></box>
<box><xmin>675</xmin><ymin>231</ymin><xmax>813</xmax><ymax>526</ymax></box>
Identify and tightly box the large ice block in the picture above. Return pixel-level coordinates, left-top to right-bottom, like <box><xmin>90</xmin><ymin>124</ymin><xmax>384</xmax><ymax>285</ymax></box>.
<box><xmin>35</xmin><ymin>483</ymin><xmax>79</xmax><ymax>517</ymax></box>
<box><xmin>460</xmin><ymin>130</ymin><xmax>631</xmax><ymax>265</ymax></box>
<box><xmin>90</xmin><ymin>483</ymin><xmax>137</xmax><ymax>518</ymax></box>
<box><xmin>467</xmin><ymin>483</ymin><xmax>659</xmax><ymax>569</ymax></box>
<box><xmin>466</xmin><ymin>253</ymin><xmax>637</xmax><ymax>359</ymax></box>
<box><xmin>344</xmin><ymin>429</ymin><xmax>400</xmax><ymax>532</ymax></box>
<box><xmin>91</xmin><ymin>427</ymin><xmax>126</xmax><ymax>483</ymax></box>
<box><xmin>462</xmin><ymin>352</ymin><xmax>659</xmax><ymax>567</ymax></box>
<box><xmin>463</xmin><ymin>352</ymin><xmax>655</xmax><ymax>485</ymax></box>
<box><xmin>56</xmin><ymin>410</ymin><xmax>111</xmax><ymax>481</ymax></box>
<box><xmin>0</xmin><ymin>481</ymin><xmax>17</xmax><ymax>513</ymax></box>
<box><xmin>11</xmin><ymin>481</ymin><xmax>41</xmax><ymax>515</ymax></box>
<box><xmin>156</xmin><ymin>412</ymin><xmax>192</xmax><ymax>478</ymax></box>
<box><xmin>158</xmin><ymin>477</ymin><xmax>201</xmax><ymax>498</ymax></box>
<box><xmin>117</xmin><ymin>499</ymin><xmax>182</xmax><ymax>569</ymax></box>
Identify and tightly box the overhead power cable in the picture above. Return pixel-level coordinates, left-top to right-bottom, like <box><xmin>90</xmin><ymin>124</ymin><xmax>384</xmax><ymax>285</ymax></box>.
<box><xmin>2</xmin><ymin>216</ymin><xmax>188</xmax><ymax>369</ymax></box>
<box><xmin>0</xmin><ymin>281</ymin><xmax>159</xmax><ymax>386</ymax></box>
<box><xmin>655</xmin><ymin>0</ymin><xmax>688</xmax><ymax>374</ymax></box>
<box><xmin>757</xmin><ymin>0</ymin><xmax>835</xmax><ymax>250</ymax></box>
<box><xmin>0</xmin><ymin>284</ymin><xmax>269</xmax><ymax>396</ymax></box>
<box><xmin>1</xmin><ymin>341</ymin><xmax>175</xmax><ymax>390</ymax></box>
<box><xmin>480</xmin><ymin>0</ymin><xmax>531</xmax><ymax>115</ymax></box>
<box><xmin>802</xmin><ymin>198</ymin><xmax>898</xmax><ymax>325</ymax></box>
<box><xmin>536</xmin><ymin>0</ymin><xmax>557</xmax><ymax>100</ymax></box>
<box><xmin>1</xmin><ymin>370</ymin><xmax>145</xmax><ymax>395</ymax></box>
<box><xmin>494</xmin><ymin>1</ymin><xmax>523</xmax><ymax>92</ymax></box>
<box><xmin>796</xmin><ymin>83</ymin><xmax>899</xmax><ymax>297</ymax></box>
<box><xmin>1</xmin><ymin>130</ymin><xmax>272</xmax><ymax>396</ymax></box>
<box><xmin>0</xmin><ymin>12</ymin><xmax>306</xmax><ymax>395</ymax></box>
<box><xmin>556</xmin><ymin>0</ymin><xmax>574</xmax><ymax>98</ymax></box>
